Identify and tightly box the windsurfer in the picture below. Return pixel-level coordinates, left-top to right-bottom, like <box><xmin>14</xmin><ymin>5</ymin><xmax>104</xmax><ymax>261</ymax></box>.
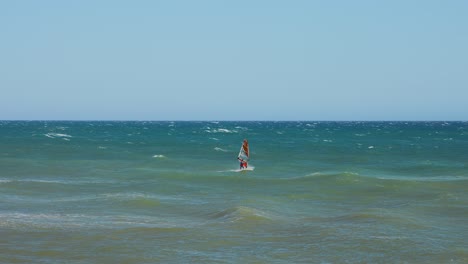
<box><xmin>238</xmin><ymin>157</ymin><xmax>248</xmax><ymax>169</ymax></box>
<box><xmin>237</xmin><ymin>139</ymin><xmax>249</xmax><ymax>170</ymax></box>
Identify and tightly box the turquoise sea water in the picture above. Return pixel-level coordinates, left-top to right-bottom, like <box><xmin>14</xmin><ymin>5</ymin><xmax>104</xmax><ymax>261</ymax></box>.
<box><xmin>1</xmin><ymin>121</ymin><xmax>467</xmax><ymax>263</ymax></box>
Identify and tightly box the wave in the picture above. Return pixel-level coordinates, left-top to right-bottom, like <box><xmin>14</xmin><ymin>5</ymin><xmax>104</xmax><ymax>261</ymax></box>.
<box><xmin>0</xmin><ymin>179</ymin><xmax>75</xmax><ymax>186</ymax></box>
<box><xmin>303</xmin><ymin>210</ymin><xmax>426</xmax><ymax>228</ymax></box>
<box><xmin>0</xmin><ymin>178</ymin><xmax>115</xmax><ymax>185</ymax></box>
<box><xmin>214</xmin><ymin>147</ymin><xmax>228</xmax><ymax>152</ymax></box>
<box><xmin>0</xmin><ymin>212</ymin><xmax>191</xmax><ymax>230</ymax></box>
<box><xmin>0</xmin><ymin>178</ymin><xmax>118</xmax><ymax>194</ymax></box>
<box><xmin>153</xmin><ymin>154</ymin><xmax>166</xmax><ymax>158</ymax></box>
<box><xmin>44</xmin><ymin>133</ymin><xmax>72</xmax><ymax>139</ymax></box>
<box><xmin>2</xmin><ymin>191</ymin><xmax>177</xmax><ymax>207</ymax></box>
<box><xmin>0</xmin><ymin>179</ymin><xmax>12</xmax><ymax>184</ymax></box>
<box><xmin>208</xmin><ymin>206</ymin><xmax>273</xmax><ymax>223</ymax></box>
<box><xmin>376</xmin><ymin>175</ymin><xmax>468</xmax><ymax>182</ymax></box>
<box><xmin>277</xmin><ymin>171</ymin><xmax>361</xmax><ymax>182</ymax></box>
<box><xmin>99</xmin><ymin>193</ymin><xmax>161</xmax><ymax>207</ymax></box>
<box><xmin>278</xmin><ymin>171</ymin><xmax>468</xmax><ymax>184</ymax></box>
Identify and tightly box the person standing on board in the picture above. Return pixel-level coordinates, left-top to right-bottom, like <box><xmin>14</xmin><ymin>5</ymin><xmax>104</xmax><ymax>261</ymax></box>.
<box><xmin>238</xmin><ymin>157</ymin><xmax>247</xmax><ymax>169</ymax></box>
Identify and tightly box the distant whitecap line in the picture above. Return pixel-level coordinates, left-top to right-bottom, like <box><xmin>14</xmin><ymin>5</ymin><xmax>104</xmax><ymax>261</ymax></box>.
<box><xmin>153</xmin><ymin>155</ymin><xmax>165</xmax><ymax>158</ymax></box>
<box><xmin>205</xmin><ymin>128</ymin><xmax>238</xmax><ymax>134</ymax></box>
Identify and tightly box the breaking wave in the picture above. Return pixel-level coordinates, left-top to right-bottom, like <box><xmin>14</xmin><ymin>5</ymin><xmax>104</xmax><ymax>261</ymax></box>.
<box><xmin>208</xmin><ymin>206</ymin><xmax>273</xmax><ymax>223</ymax></box>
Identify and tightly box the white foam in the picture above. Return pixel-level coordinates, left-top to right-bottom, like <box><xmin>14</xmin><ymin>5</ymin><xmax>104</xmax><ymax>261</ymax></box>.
<box><xmin>368</xmin><ymin>146</ymin><xmax>375</xmax><ymax>149</ymax></box>
<box><xmin>232</xmin><ymin>166</ymin><xmax>255</xmax><ymax>172</ymax></box>
<box><xmin>153</xmin><ymin>154</ymin><xmax>165</xmax><ymax>158</ymax></box>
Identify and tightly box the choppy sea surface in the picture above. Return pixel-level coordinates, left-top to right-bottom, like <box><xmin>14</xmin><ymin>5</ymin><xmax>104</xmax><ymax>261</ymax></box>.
<box><xmin>1</xmin><ymin>121</ymin><xmax>467</xmax><ymax>263</ymax></box>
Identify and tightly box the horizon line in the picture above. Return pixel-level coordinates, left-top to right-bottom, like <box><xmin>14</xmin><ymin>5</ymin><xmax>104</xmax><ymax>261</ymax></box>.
<box><xmin>1</xmin><ymin>119</ymin><xmax>467</xmax><ymax>122</ymax></box>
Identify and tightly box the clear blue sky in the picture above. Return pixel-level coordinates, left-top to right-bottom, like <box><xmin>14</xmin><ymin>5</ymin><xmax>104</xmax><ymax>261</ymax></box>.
<box><xmin>1</xmin><ymin>0</ymin><xmax>467</xmax><ymax>121</ymax></box>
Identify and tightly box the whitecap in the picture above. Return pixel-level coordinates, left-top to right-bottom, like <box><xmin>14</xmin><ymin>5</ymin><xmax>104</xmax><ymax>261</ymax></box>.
<box><xmin>44</xmin><ymin>133</ymin><xmax>72</xmax><ymax>138</ymax></box>
<box><xmin>368</xmin><ymin>146</ymin><xmax>375</xmax><ymax>149</ymax></box>
<box><xmin>153</xmin><ymin>155</ymin><xmax>165</xmax><ymax>158</ymax></box>
<box><xmin>214</xmin><ymin>147</ymin><xmax>228</xmax><ymax>152</ymax></box>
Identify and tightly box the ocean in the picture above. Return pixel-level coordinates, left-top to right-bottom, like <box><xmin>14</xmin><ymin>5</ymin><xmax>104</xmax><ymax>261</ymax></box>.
<box><xmin>1</xmin><ymin>121</ymin><xmax>467</xmax><ymax>263</ymax></box>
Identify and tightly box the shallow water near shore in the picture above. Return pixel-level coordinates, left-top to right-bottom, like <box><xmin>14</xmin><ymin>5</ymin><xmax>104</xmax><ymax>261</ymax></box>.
<box><xmin>1</xmin><ymin>121</ymin><xmax>467</xmax><ymax>263</ymax></box>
